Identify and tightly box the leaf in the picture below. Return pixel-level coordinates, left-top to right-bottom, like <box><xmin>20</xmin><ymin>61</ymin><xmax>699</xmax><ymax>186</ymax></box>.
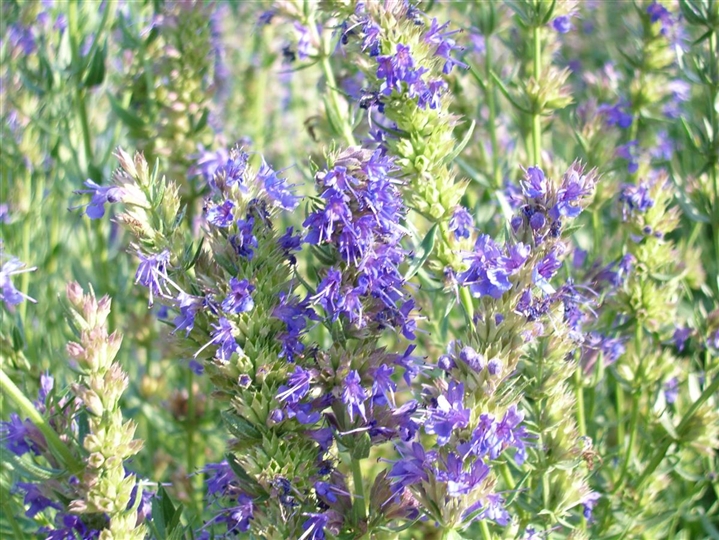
<box><xmin>83</xmin><ymin>42</ymin><xmax>106</xmax><ymax>88</ymax></box>
<box><xmin>87</xmin><ymin>163</ymin><xmax>103</xmax><ymax>183</ymax></box>
<box><xmin>700</xmin><ymin>514</ymin><xmax>719</xmax><ymax>539</ymax></box>
<box><xmin>11</xmin><ymin>323</ymin><xmax>25</xmax><ymax>352</ymax></box>
<box><xmin>186</xmin><ymin>237</ymin><xmax>205</xmax><ymax>270</ymax></box>
<box><xmin>442</xmin><ymin>530</ymin><xmax>466</xmax><ymax>540</ymax></box>
<box><xmin>504</xmin><ymin>470</ymin><xmax>531</xmax><ymax>506</ymax></box>
<box><xmin>310</xmin><ymin>244</ymin><xmax>338</xmax><ymax>266</ymax></box>
<box><xmin>445</xmin><ymin>120</ymin><xmax>476</xmax><ymax>163</ymax></box>
<box><xmin>540</xmin><ymin>0</ymin><xmax>558</xmax><ymax>24</ymax></box>
<box><xmin>404</xmin><ymin>224</ymin><xmax>437</xmax><ymax>280</ymax></box>
<box><xmin>9</xmin><ymin>454</ymin><xmax>64</xmax><ymax>480</ymax></box>
<box><xmin>77</xmin><ymin>409</ymin><xmax>90</xmax><ymax>447</ymax></box>
<box><xmin>222</xmin><ymin>410</ymin><xmax>261</xmax><ymax>441</ymax></box>
<box><xmin>490</xmin><ymin>70</ymin><xmax>532</xmax><ymax>114</ymax></box>
<box><xmin>455</xmin><ymin>157</ymin><xmax>491</xmax><ymax>188</ymax></box>
<box><xmin>226</xmin><ymin>453</ymin><xmax>267</xmax><ymax>500</ymax></box>
<box><xmin>192</xmin><ymin>108</ymin><xmax>210</xmax><ymax>135</ymax></box>
<box><xmin>467</xmin><ymin>65</ymin><xmax>487</xmax><ymax>92</ymax></box>
<box><xmin>350</xmin><ymin>432</ymin><xmax>372</xmax><ymax>460</ymax></box>
<box><xmin>107</xmin><ymin>92</ymin><xmax>146</xmax><ymax>131</ymax></box>
<box><xmin>150</xmin><ymin>485</ymin><xmax>177</xmax><ymax>538</ymax></box>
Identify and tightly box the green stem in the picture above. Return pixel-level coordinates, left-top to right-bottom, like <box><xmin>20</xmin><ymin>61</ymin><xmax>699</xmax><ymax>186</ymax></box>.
<box><xmin>459</xmin><ymin>286</ymin><xmax>475</xmax><ymax>324</ymax></box>
<box><xmin>186</xmin><ymin>369</ymin><xmax>200</xmax><ymax>516</ymax></box>
<box><xmin>531</xmin><ymin>25</ymin><xmax>542</xmax><ymax>166</ymax></box>
<box><xmin>67</xmin><ymin>0</ymin><xmax>94</xmax><ymax>170</ymax></box>
<box><xmin>636</xmin><ymin>375</ymin><xmax>719</xmax><ymax>490</ymax></box>
<box><xmin>308</xmin><ymin>17</ymin><xmax>356</xmax><ymax>147</ymax></box>
<box><xmin>351</xmin><ymin>457</ymin><xmax>366</xmax><ymax>525</ymax></box>
<box><xmin>500</xmin><ymin>462</ymin><xmax>514</xmax><ymax>491</ymax></box>
<box><xmin>186</xmin><ymin>364</ymin><xmax>196</xmax><ymax>465</ymax></box>
<box><xmin>574</xmin><ymin>366</ymin><xmax>586</xmax><ymax>437</ymax></box>
<box><xmin>615</xmin><ymin>375</ymin><xmax>625</xmax><ymax>448</ymax></box>
<box><xmin>0</xmin><ymin>368</ymin><xmax>82</xmax><ymax>473</ymax></box>
<box><xmin>592</xmin><ymin>209</ymin><xmax>601</xmax><ymax>256</ymax></box>
<box><xmin>541</xmin><ymin>472</ymin><xmax>551</xmax><ymax>516</ymax></box>
<box><xmin>619</xmin><ymin>325</ymin><xmax>644</xmax><ymax>487</ymax></box>
<box><xmin>485</xmin><ymin>32</ymin><xmax>501</xmax><ymax>189</ymax></box>
<box><xmin>708</xmin><ymin>30</ymin><xmax>719</xmax><ymax>296</ymax></box>
<box><xmin>18</xmin><ymin>208</ymin><xmax>31</xmax><ymax>324</ymax></box>
<box><xmin>479</xmin><ymin>519</ymin><xmax>492</xmax><ymax>540</ymax></box>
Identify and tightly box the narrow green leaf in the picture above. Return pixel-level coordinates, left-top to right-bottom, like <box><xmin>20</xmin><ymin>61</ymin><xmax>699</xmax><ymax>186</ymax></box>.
<box><xmin>490</xmin><ymin>70</ymin><xmax>532</xmax><ymax>114</ymax></box>
<box><xmin>107</xmin><ymin>92</ymin><xmax>146</xmax><ymax>131</ymax></box>
<box><xmin>404</xmin><ymin>224</ymin><xmax>437</xmax><ymax>280</ymax></box>
<box><xmin>445</xmin><ymin>120</ymin><xmax>476</xmax><ymax>163</ymax></box>
<box><xmin>83</xmin><ymin>42</ymin><xmax>106</xmax><ymax>88</ymax></box>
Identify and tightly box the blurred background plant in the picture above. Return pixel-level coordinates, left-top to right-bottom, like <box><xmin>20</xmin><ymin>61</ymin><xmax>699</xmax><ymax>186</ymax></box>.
<box><xmin>2</xmin><ymin>0</ymin><xmax>718</xmax><ymax>538</ymax></box>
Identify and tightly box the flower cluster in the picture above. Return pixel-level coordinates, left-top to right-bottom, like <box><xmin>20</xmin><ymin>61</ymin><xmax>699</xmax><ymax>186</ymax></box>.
<box><xmin>0</xmin><ymin>255</ymin><xmax>37</xmax><ymax>307</ymax></box>
<box><xmin>387</xmin><ymin>352</ymin><xmax>528</xmax><ymax>530</ymax></box>
<box><xmin>304</xmin><ymin>146</ymin><xmax>414</xmax><ymax>337</ymax></box>
<box><xmin>342</xmin><ymin>2</ymin><xmax>470</xmax><ymax>269</ymax></box>
<box><xmin>1</xmin><ymin>284</ymin><xmax>150</xmax><ymax>539</ymax></box>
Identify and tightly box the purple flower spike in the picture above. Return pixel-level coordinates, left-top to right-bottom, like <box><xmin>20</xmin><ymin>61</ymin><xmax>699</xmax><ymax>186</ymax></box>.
<box><xmin>195</xmin><ymin>317</ymin><xmax>241</xmax><ymax>362</ymax></box>
<box><xmin>1</xmin><ymin>257</ymin><xmax>37</xmax><ymax>307</ymax></box>
<box><xmin>206</xmin><ymin>199</ymin><xmax>235</xmax><ymax>227</ymax></box>
<box><xmin>425</xmin><ymin>381</ymin><xmax>470</xmax><ymax>445</ymax></box>
<box><xmin>582</xmin><ymin>491</ymin><xmax>601</xmax><ymax>521</ymax></box>
<box><xmin>342</xmin><ymin>370</ymin><xmax>368</xmax><ymax>423</ymax></box>
<box><xmin>449</xmin><ymin>206</ymin><xmax>474</xmax><ymax>239</ymax></box>
<box><xmin>277</xmin><ymin>365</ymin><xmax>313</xmax><ymax>404</ymax></box>
<box><xmin>522</xmin><ymin>166</ymin><xmax>548</xmax><ymax>199</ymax></box>
<box><xmin>172</xmin><ymin>292</ymin><xmax>204</xmax><ymax>336</ymax></box>
<box><xmin>599</xmin><ymin>101</ymin><xmax>633</xmax><ymax>129</ymax></box>
<box><xmin>459</xmin><ymin>346</ymin><xmax>485</xmax><ymax>371</ymax></box>
<box><xmin>480</xmin><ymin>493</ymin><xmax>511</xmax><ymax>525</ymax></box>
<box><xmin>15</xmin><ymin>482</ymin><xmax>61</xmax><ymax>517</ymax></box>
<box><xmin>1</xmin><ymin>413</ymin><xmax>41</xmax><ymax>456</ymax></box>
<box><xmin>258</xmin><ymin>158</ymin><xmax>299</xmax><ymax>210</ymax></box>
<box><xmin>437</xmin><ymin>452</ymin><xmax>490</xmax><ymax>497</ymax></box>
<box><xmin>74</xmin><ymin>179</ymin><xmax>126</xmax><ymax>219</ymax></box>
<box><xmin>301</xmin><ymin>513</ymin><xmax>329</xmax><ymax>540</ymax></box>
<box><xmin>372</xmin><ymin>364</ymin><xmax>397</xmax><ymax>407</ymax></box>
<box><xmin>222</xmin><ymin>278</ymin><xmax>255</xmax><ymax>314</ymax></box>
<box><xmin>231</xmin><ymin>218</ymin><xmax>258</xmax><ymax>259</ymax></box>
<box><xmin>620</xmin><ymin>182</ymin><xmax>654</xmax><ymax>215</ymax></box>
<box><xmin>135</xmin><ymin>250</ymin><xmax>171</xmax><ymax>305</ymax></box>
<box><xmin>424</xmin><ymin>18</ymin><xmax>467</xmax><ymax>74</ymax></box>
<box><xmin>552</xmin><ymin>15</ymin><xmax>572</xmax><ymax>34</ymax></box>
<box><xmin>389</xmin><ymin>442</ymin><xmax>430</xmax><ymax>488</ymax></box>
<box><xmin>673</xmin><ymin>327</ymin><xmax>691</xmax><ymax>352</ymax></box>
<box><xmin>663</xmin><ymin>377</ymin><xmax>679</xmax><ymax>404</ymax></box>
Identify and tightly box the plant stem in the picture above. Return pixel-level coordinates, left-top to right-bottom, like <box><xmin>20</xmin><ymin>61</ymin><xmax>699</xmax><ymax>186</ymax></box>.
<box><xmin>0</xmin><ymin>368</ymin><xmax>82</xmax><ymax>473</ymax></box>
<box><xmin>618</xmin><ymin>325</ymin><xmax>644</xmax><ymax>488</ymax></box>
<box><xmin>500</xmin><ymin>462</ymin><xmax>514</xmax><ymax>491</ymax></box>
<box><xmin>542</xmin><ymin>472</ymin><xmax>551</xmax><ymax>517</ymax></box>
<box><xmin>531</xmin><ymin>24</ymin><xmax>542</xmax><ymax>166</ymax></box>
<box><xmin>307</xmin><ymin>16</ymin><xmax>356</xmax><ymax>147</ymax></box>
<box><xmin>479</xmin><ymin>519</ymin><xmax>492</xmax><ymax>540</ymax></box>
<box><xmin>708</xmin><ymin>30</ymin><xmax>719</xmax><ymax>296</ymax></box>
<box><xmin>351</xmin><ymin>457</ymin><xmax>366</xmax><ymax>525</ymax></box>
<box><xmin>574</xmin><ymin>365</ymin><xmax>586</xmax><ymax>437</ymax></box>
<box><xmin>186</xmin><ymin>368</ymin><xmax>202</xmax><ymax>517</ymax></box>
<box><xmin>485</xmin><ymin>32</ymin><xmax>501</xmax><ymax>188</ymax></box>
<box><xmin>459</xmin><ymin>286</ymin><xmax>475</xmax><ymax>323</ymax></box>
<box><xmin>615</xmin><ymin>375</ymin><xmax>625</xmax><ymax>447</ymax></box>
<box><xmin>67</xmin><ymin>0</ymin><xmax>94</xmax><ymax>171</ymax></box>
<box><xmin>18</xmin><ymin>208</ymin><xmax>31</xmax><ymax>324</ymax></box>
